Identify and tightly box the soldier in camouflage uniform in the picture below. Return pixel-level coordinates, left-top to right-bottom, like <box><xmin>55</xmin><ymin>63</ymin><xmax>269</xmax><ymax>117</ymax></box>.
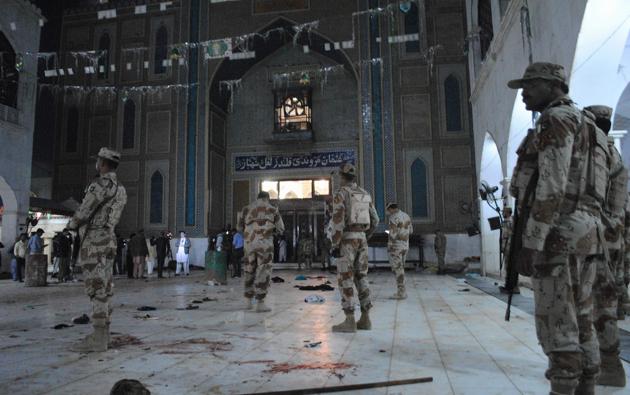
<box><xmin>330</xmin><ymin>163</ymin><xmax>379</xmax><ymax>333</ymax></box>
<box><xmin>67</xmin><ymin>148</ymin><xmax>127</xmax><ymax>352</ymax></box>
<box><xmin>622</xmin><ymin>196</ymin><xmax>630</xmax><ymax>315</ymax></box>
<box><xmin>298</xmin><ymin>231</ymin><xmax>314</xmax><ymax>270</ymax></box>
<box><xmin>508</xmin><ymin>63</ymin><xmax>605</xmax><ymax>395</ymax></box>
<box><xmin>584</xmin><ymin>105</ymin><xmax>628</xmax><ymax>387</ymax></box>
<box><xmin>238</xmin><ymin>191</ymin><xmax>284</xmax><ymax>313</ymax></box>
<box><xmin>386</xmin><ymin>202</ymin><xmax>413</xmax><ymax>299</ymax></box>
<box><xmin>434</xmin><ymin>230</ymin><xmax>446</xmax><ymax>274</ymax></box>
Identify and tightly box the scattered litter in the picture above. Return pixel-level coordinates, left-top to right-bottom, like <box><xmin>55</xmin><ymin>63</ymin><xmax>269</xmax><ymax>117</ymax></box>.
<box><xmin>304</xmin><ymin>341</ymin><xmax>322</xmax><ymax>348</ymax></box>
<box><xmin>295</xmin><ymin>284</ymin><xmax>335</xmax><ymax>291</ymax></box>
<box><xmin>207</xmin><ymin>280</ymin><xmax>220</xmax><ymax>286</ymax></box>
<box><xmin>306</xmin><ymin>276</ymin><xmax>327</xmax><ymax>280</ymax></box>
<box><xmin>110</xmin><ymin>335</ymin><xmax>143</xmax><ymax>348</ymax></box>
<box><xmin>266</xmin><ymin>362</ymin><xmax>354</xmax><ymax>374</ymax></box>
<box><xmin>52</xmin><ymin>324</ymin><xmax>73</xmax><ymax>330</ymax></box>
<box><xmin>304</xmin><ymin>295</ymin><xmax>326</xmax><ymax>304</ymax></box>
<box><xmin>24</xmin><ymin>304</ymin><xmax>47</xmax><ymax>310</ymax></box>
<box><xmin>222</xmin><ymin>333</ymin><xmax>261</xmax><ymax>340</ymax></box>
<box><xmin>271</xmin><ymin>276</ymin><xmax>285</xmax><ymax>283</ymax></box>
<box><xmin>202</xmin><ymin>297</ymin><xmax>217</xmax><ymax>302</ymax></box>
<box><xmin>8</xmin><ymin>335</ymin><xmax>19</xmax><ymax>338</ymax></box>
<box><xmin>379</xmin><ymin>349</ymin><xmax>387</xmax><ymax>353</ymax></box>
<box><xmin>191</xmin><ymin>300</ymin><xmax>204</xmax><ymax>304</ymax></box>
<box><xmin>72</xmin><ymin>314</ymin><xmax>90</xmax><ymax>325</ymax></box>
<box><xmin>295</xmin><ymin>275</ymin><xmax>307</xmax><ymax>281</ymax></box>
<box><xmin>137</xmin><ymin>306</ymin><xmax>156</xmax><ymax>311</ymax></box>
<box><xmin>177</xmin><ymin>304</ymin><xmax>199</xmax><ymax>310</ymax></box>
<box><xmin>458</xmin><ymin>288</ymin><xmax>470</xmax><ymax>292</ymax></box>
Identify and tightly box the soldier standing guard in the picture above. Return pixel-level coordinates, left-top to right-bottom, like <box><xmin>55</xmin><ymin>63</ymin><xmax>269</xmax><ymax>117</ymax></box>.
<box><xmin>330</xmin><ymin>163</ymin><xmax>379</xmax><ymax>333</ymax></box>
<box><xmin>238</xmin><ymin>191</ymin><xmax>284</xmax><ymax>313</ymax></box>
<box><xmin>583</xmin><ymin>105</ymin><xmax>628</xmax><ymax>387</ymax></box>
<box><xmin>508</xmin><ymin>62</ymin><xmax>604</xmax><ymax>395</ymax></box>
<box><xmin>67</xmin><ymin>148</ymin><xmax>127</xmax><ymax>352</ymax></box>
<box><xmin>386</xmin><ymin>202</ymin><xmax>413</xmax><ymax>299</ymax></box>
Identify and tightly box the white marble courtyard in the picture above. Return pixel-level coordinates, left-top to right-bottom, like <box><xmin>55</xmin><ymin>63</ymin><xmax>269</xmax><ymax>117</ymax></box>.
<box><xmin>0</xmin><ymin>271</ymin><xmax>629</xmax><ymax>395</ymax></box>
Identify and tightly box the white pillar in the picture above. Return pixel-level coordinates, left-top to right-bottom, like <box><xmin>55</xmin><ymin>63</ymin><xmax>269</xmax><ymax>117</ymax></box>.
<box><xmin>609</xmin><ymin>130</ymin><xmax>627</xmax><ymax>152</ymax></box>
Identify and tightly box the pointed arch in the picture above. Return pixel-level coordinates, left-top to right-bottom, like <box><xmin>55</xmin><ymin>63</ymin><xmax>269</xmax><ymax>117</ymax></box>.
<box><xmin>149</xmin><ymin>170</ymin><xmax>164</xmax><ymax>224</ymax></box>
<box><xmin>97</xmin><ymin>33</ymin><xmax>111</xmax><ymax>79</ymax></box>
<box><xmin>444</xmin><ymin>74</ymin><xmax>463</xmax><ymax>132</ymax></box>
<box><xmin>404</xmin><ymin>2</ymin><xmax>420</xmax><ymax>53</ymax></box>
<box><xmin>411</xmin><ymin>158</ymin><xmax>428</xmax><ymax>218</ymax></box>
<box><xmin>122</xmin><ymin>99</ymin><xmax>136</xmax><ymax>149</ymax></box>
<box><xmin>154</xmin><ymin>25</ymin><xmax>168</xmax><ymax>74</ymax></box>
<box><xmin>0</xmin><ymin>32</ymin><xmax>18</xmax><ymax>108</ymax></box>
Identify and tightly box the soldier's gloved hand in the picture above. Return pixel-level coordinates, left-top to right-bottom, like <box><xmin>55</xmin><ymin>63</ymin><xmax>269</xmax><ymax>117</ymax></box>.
<box><xmin>331</xmin><ymin>248</ymin><xmax>341</xmax><ymax>258</ymax></box>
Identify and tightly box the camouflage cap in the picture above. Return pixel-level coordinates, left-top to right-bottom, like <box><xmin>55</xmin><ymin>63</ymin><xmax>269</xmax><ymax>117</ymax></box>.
<box><xmin>339</xmin><ymin>162</ymin><xmax>356</xmax><ymax>177</ymax></box>
<box><xmin>94</xmin><ymin>147</ymin><xmax>121</xmax><ymax>163</ymax></box>
<box><xmin>584</xmin><ymin>105</ymin><xmax>613</xmax><ymax>121</ymax></box>
<box><xmin>507</xmin><ymin>62</ymin><xmax>568</xmax><ymax>90</ymax></box>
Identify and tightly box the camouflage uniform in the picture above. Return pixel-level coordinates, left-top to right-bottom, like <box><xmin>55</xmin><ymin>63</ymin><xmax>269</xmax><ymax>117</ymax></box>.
<box><xmin>387</xmin><ymin>208</ymin><xmax>413</xmax><ymax>292</ymax></box>
<box><xmin>434</xmin><ymin>232</ymin><xmax>446</xmax><ymax>271</ymax></box>
<box><xmin>298</xmin><ymin>236</ymin><xmax>314</xmax><ymax>270</ymax></box>
<box><xmin>583</xmin><ymin>106</ymin><xmax>628</xmax><ymax>371</ymax></box>
<box><xmin>622</xmin><ymin>196</ymin><xmax>630</xmax><ymax>312</ymax></box>
<box><xmin>331</xmin><ymin>180</ymin><xmax>379</xmax><ymax>313</ymax></box>
<box><xmin>508</xmin><ymin>64</ymin><xmax>604</xmax><ymax>393</ymax></box>
<box><xmin>67</xmin><ymin>151</ymin><xmax>127</xmax><ymax>331</ymax></box>
<box><xmin>238</xmin><ymin>198</ymin><xmax>284</xmax><ymax>301</ymax></box>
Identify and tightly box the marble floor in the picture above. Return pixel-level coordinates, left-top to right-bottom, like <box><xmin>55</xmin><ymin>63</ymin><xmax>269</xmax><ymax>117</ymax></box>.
<box><xmin>0</xmin><ymin>271</ymin><xmax>629</xmax><ymax>395</ymax></box>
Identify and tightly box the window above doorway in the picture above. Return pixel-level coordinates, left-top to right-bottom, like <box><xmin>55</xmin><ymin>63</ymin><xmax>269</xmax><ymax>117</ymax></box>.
<box><xmin>261</xmin><ymin>178</ymin><xmax>330</xmax><ymax>200</ymax></box>
<box><xmin>274</xmin><ymin>87</ymin><xmax>312</xmax><ymax>134</ymax></box>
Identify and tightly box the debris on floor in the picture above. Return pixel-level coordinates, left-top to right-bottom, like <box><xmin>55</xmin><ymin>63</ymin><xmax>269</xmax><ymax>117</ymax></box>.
<box><xmin>304</xmin><ymin>341</ymin><xmax>322</xmax><ymax>348</ymax></box>
<box><xmin>306</xmin><ymin>276</ymin><xmax>327</xmax><ymax>280</ymax></box>
<box><xmin>202</xmin><ymin>297</ymin><xmax>217</xmax><ymax>302</ymax></box>
<box><xmin>271</xmin><ymin>276</ymin><xmax>285</xmax><ymax>283</ymax></box>
<box><xmin>295</xmin><ymin>275</ymin><xmax>307</xmax><ymax>281</ymax></box>
<box><xmin>52</xmin><ymin>323</ymin><xmax>73</xmax><ymax>330</ymax></box>
<box><xmin>137</xmin><ymin>306</ymin><xmax>156</xmax><ymax>311</ymax></box>
<box><xmin>458</xmin><ymin>288</ymin><xmax>470</xmax><ymax>292</ymax></box>
<box><xmin>191</xmin><ymin>300</ymin><xmax>204</xmax><ymax>304</ymax></box>
<box><xmin>72</xmin><ymin>314</ymin><xmax>90</xmax><ymax>325</ymax></box>
<box><xmin>295</xmin><ymin>284</ymin><xmax>335</xmax><ymax>291</ymax></box>
<box><xmin>304</xmin><ymin>295</ymin><xmax>325</xmax><ymax>304</ymax></box>
<box><xmin>109</xmin><ymin>335</ymin><xmax>143</xmax><ymax>349</ymax></box>
<box><xmin>177</xmin><ymin>304</ymin><xmax>199</xmax><ymax>310</ymax></box>
<box><xmin>133</xmin><ymin>314</ymin><xmax>158</xmax><ymax>320</ymax></box>
<box><xmin>265</xmin><ymin>362</ymin><xmax>354</xmax><ymax>374</ymax></box>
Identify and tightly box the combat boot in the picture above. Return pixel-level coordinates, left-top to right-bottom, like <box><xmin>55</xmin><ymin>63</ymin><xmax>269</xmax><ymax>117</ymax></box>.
<box><xmin>244</xmin><ymin>298</ymin><xmax>253</xmax><ymax>310</ymax></box>
<box><xmin>392</xmin><ymin>286</ymin><xmax>407</xmax><ymax>300</ymax></box>
<box><xmin>617</xmin><ymin>303</ymin><xmax>625</xmax><ymax>320</ymax></box>
<box><xmin>332</xmin><ymin>312</ymin><xmax>356</xmax><ymax>333</ymax></box>
<box><xmin>256</xmin><ymin>299</ymin><xmax>271</xmax><ymax>313</ymax></box>
<box><xmin>598</xmin><ymin>353</ymin><xmax>626</xmax><ymax>387</ymax></box>
<box><xmin>575</xmin><ymin>377</ymin><xmax>595</xmax><ymax>395</ymax></box>
<box><xmin>356</xmin><ymin>308</ymin><xmax>372</xmax><ymax>330</ymax></box>
<box><xmin>550</xmin><ymin>381</ymin><xmax>576</xmax><ymax>395</ymax></box>
<box><xmin>70</xmin><ymin>325</ymin><xmax>109</xmax><ymax>353</ymax></box>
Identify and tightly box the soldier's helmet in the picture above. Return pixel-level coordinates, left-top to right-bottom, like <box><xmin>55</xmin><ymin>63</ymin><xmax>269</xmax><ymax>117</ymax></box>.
<box><xmin>584</xmin><ymin>105</ymin><xmax>613</xmax><ymax>121</ymax></box>
<box><xmin>339</xmin><ymin>162</ymin><xmax>356</xmax><ymax>177</ymax></box>
<box><xmin>507</xmin><ymin>62</ymin><xmax>568</xmax><ymax>92</ymax></box>
<box><xmin>95</xmin><ymin>147</ymin><xmax>122</xmax><ymax>164</ymax></box>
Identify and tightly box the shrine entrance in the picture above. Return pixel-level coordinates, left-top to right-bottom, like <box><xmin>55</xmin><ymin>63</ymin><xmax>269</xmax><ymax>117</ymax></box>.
<box><xmin>260</xmin><ymin>178</ymin><xmax>331</xmax><ymax>264</ymax></box>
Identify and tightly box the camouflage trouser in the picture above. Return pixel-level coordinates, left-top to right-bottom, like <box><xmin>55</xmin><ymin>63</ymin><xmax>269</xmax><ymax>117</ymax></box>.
<box><xmin>244</xmin><ymin>249</ymin><xmax>273</xmax><ymax>300</ymax></box>
<box><xmin>388</xmin><ymin>248</ymin><xmax>408</xmax><ymax>289</ymax></box>
<box><xmin>80</xmin><ymin>233</ymin><xmax>115</xmax><ymax>328</ymax></box>
<box><xmin>436</xmin><ymin>252</ymin><xmax>445</xmax><ymax>270</ymax></box>
<box><xmin>532</xmin><ymin>254</ymin><xmax>599</xmax><ymax>390</ymax></box>
<box><xmin>592</xmin><ymin>251</ymin><xmax>620</xmax><ymax>356</ymax></box>
<box><xmin>337</xmin><ymin>237</ymin><xmax>371</xmax><ymax>313</ymax></box>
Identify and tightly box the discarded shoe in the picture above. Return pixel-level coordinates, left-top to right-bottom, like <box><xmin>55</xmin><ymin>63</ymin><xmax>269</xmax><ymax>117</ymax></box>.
<box><xmin>137</xmin><ymin>306</ymin><xmax>156</xmax><ymax>311</ymax></box>
<box><xmin>271</xmin><ymin>276</ymin><xmax>285</xmax><ymax>283</ymax></box>
<box><xmin>72</xmin><ymin>314</ymin><xmax>90</xmax><ymax>325</ymax></box>
<box><xmin>304</xmin><ymin>295</ymin><xmax>326</xmax><ymax>304</ymax></box>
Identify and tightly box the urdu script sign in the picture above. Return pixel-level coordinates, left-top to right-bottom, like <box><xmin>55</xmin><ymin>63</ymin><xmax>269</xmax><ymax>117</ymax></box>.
<box><xmin>234</xmin><ymin>150</ymin><xmax>356</xmax><ymax>172</ymax></box>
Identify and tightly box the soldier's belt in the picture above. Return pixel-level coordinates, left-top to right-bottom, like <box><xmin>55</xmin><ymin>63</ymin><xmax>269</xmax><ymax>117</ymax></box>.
<box><xmin>342</xmin><ymin>232</ymin><xmax>366</xmax><ymax>240</ymax></box>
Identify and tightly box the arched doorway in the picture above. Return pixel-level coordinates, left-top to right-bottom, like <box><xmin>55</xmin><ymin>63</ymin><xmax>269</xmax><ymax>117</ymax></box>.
<box><xmin>207</xmin><ymin>17</ymin><xmax>359</xmax><ymax>265</ymax></box>
<box><xmin>479</xmin><ymin>132</ymin><xmax>503</xmax><ymax>277</ymax></box>
<box><xmin>0</xmin><ymin>176</ymin><xmax>18</xmax><ymax>272</ymax></box>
